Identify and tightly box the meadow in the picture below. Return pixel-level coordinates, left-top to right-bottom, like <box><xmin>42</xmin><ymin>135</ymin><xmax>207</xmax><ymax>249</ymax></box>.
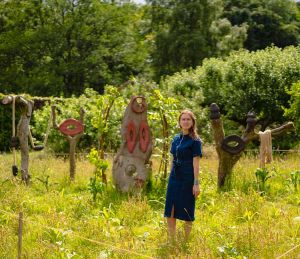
<box><xmin>0</xmin><ymin>148</ymin><xmax>299</xmax><ymax>258</ymax></box>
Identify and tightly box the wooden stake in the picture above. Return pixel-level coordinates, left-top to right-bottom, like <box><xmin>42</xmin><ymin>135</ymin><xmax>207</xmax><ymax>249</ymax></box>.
<box><xmin>18</xmin><ymin>212</ymin><xmax>23</xmax><ymax>259</ymax></box>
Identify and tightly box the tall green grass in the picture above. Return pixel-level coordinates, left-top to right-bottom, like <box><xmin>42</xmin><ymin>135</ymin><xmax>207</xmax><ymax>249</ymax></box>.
<box><xmin>0</xmin><ymin>150</ymin><xmax>299</xmax><ymax>258</ymax></box>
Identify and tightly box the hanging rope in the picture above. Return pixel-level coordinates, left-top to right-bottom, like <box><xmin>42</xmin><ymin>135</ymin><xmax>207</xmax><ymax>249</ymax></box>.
<box><xmin>258</xmin><ymin>129</ymin><xmax>272</xmax><ymax>168</ymax></box>
<box><xmin>11</xmin><ymin>96</ymin><xmax>18</xmax><ymax>176</ymax></box>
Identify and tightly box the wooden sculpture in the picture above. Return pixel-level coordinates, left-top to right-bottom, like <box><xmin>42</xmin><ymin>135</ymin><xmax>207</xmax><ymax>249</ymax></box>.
<box><xmin>51</xmin><ymin>105</ymin><xmax>85</xmax><ymax>180</ymax></box>
<box><xmin>112</xmin><ymin>96</ymin><xmax>153</xmax><ymax>192</ymax></box>
<box><xmin>210</xmin><ymin>103</ymin><xmax>294</xmax><ymax>189</ymax></box>
<box><xmin>2</xmin><ymin>96</ymin><xmax>34</xmax><ymax>184</ymax></box>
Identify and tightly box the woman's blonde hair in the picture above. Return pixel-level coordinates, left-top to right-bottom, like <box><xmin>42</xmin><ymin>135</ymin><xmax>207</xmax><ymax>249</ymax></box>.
<box><xmin>178</xmin><ymin>109</ymin><xmax>200</xmax><ymax>140</ymax></box>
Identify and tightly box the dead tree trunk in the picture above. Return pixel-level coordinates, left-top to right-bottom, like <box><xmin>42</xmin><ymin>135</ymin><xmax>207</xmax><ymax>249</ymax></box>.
<box><xmin>2</xmin><ymin>96</ymin><xmax>34</xmax><ymax>184</ymax></box>
<box><xmin>18</xmin><ymin>105</ymin><xmax>32</xmax><ymax>184</ymax></box>
<box><xmin>210</xmin><ymin>103</ymin><xmax>294</xmax><ymax>190</ymax></box>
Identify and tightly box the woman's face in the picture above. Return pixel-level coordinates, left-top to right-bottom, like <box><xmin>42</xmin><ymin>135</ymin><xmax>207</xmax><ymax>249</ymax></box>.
<box><xmin>179</xmin><ymin>113</ymin><xmax>193</xmax><ymax>131</ymax></box>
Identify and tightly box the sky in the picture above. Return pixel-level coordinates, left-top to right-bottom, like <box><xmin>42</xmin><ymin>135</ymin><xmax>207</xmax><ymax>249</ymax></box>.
<box><xmin>133</xmin><ymin>0</ymin><xmax>146</xmax><ymax>4</ymax></box>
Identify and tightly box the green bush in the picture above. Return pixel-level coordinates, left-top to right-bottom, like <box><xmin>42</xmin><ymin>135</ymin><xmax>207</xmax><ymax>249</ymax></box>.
<box><xmin>200</xmin><ymin>46</ymin><xmax>300</xmax><ymax>127</ymax></box>
<box><xmin>160</xmin><ymin>71</ymin><xmax>210</xmax><ymax>142</ymax></box>
<box><xmin>285</xmin><ymin>80</ymin><xmax>300</xmax><ymax>134</ymax></box>
<box><xmin>161</xmin><ymin>46</ymin><xmax>300</xmax><ymax>146</ymax></box>
<box><xmin>32</xmin><ymin>88</ymin><xmax>125</xmax><ymax>153</ymax></box>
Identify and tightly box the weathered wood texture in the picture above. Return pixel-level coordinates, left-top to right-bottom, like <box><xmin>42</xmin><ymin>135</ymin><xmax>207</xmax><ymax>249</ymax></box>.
<box><xmin>51</xmin><ymin>106</ymin><xmax>85</xmax><ymax>180</ymax></box>
<box><xmin>2</xmin><ymin>96</ymin><xmax>34</xmax><ymax>184</ymax></box>
<box><xmin>210</xmin><ymin>103</ymin><xmax>294</xmax><ymax>189</ymax></box>
<box><xmin>113</xmin><ymin>97</ymin><xmax>153</xmax><ymax>192</ymax></box>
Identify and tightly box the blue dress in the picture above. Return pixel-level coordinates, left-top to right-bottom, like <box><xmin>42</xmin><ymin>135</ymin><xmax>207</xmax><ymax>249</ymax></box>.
<box><xmin>164</xmin><ymin>133</ymin><xmax>202</xmax><ymax>221</ymax></box>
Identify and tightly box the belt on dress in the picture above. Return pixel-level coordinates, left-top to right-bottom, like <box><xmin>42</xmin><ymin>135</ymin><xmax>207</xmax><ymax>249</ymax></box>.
<box><xmin>173</xmin><ymin>160</ymin><xmax>193</xmax><ymax>175</ymax></box>
<box><xmin>173</xmin><ymin>160</ymin><xmax>193</xmax><ymax>167</ymax></box>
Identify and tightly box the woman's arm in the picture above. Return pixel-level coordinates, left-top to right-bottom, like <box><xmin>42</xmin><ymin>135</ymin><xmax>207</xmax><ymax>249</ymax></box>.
<box><xmin>192</xmin><ymin>156</ymin><xmax>200</xmax><ymax>197</ymax></box>
<box><xmin>169</xmin><ymin>155</ymin><xmax>174</xmax><ymax>173</ymax></box>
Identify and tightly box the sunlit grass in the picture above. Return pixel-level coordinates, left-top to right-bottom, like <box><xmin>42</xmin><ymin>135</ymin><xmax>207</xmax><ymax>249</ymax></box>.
<box><xmin>0</xmin><ymin>149</ymin><xmax>300</xmax><ymax>258</ymax></box>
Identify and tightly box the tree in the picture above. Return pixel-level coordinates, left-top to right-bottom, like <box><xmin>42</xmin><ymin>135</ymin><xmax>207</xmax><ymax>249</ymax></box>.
<box><xmin>159</xmin><ymin>46</ymin><xmax>300</xmax><ymax>138</ymax></box>
<box><xmin>147</xmin><ymin>0</ymin><xmax>247</xmax><ymax>79</ymax></box>
<box><xmin>0</xmin><ymin>0</ymin><xmax>150</xmax><ymax>96</ymax></box>
<box><xmin>210</xmin><ymin>103</ymin><xmax>294</xmax><ymax>189</ymax></box>
<box><xmin>285</xmin><ymin>81</ymin><xmax>300</xmax><ymax>134</ymax></box>
<box><xmin>90</xmin><ymin>85</ymin><xmax>125</xmax><ymax>183</ymax></box>
<box><xmin>199</xmin><ymin>46</ymin><xmax>300</xmax><ymax>130</ymax></box>
<box><xmin>223</xmin><ymin>0</ymin><xmax>300</xmax><ymax>50</ymax></box>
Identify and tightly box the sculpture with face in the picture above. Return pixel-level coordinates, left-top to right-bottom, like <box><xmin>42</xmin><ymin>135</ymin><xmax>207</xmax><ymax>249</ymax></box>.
<box><xmin>112</xmin><ymin>96</ymin><xmax>152</xmax><ymax>192</ymax></box>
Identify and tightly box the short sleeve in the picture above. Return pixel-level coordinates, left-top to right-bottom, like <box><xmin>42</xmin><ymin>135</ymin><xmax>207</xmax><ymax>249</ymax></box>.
<box><xmin>192</xmin><ymin>139</ymin><xmax>202</xmax><ymax>158</ymax></box>
<box><xmin>170</xmin><ymin>138</ymin><xmax>176</xmax><ymax>155</ymax></box>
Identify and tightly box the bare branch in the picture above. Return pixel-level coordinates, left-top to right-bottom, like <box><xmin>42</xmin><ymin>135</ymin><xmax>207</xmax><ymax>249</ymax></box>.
<box><xmin>245</xmin><ymin>122</ymin><xmax>294</xmax><ymax>142</ymax></box>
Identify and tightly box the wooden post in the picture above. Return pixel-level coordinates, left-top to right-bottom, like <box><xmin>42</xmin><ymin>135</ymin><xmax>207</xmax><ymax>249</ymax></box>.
<box><xmin>210</xmin><ymin>103</ymin><xmax>294</xmax><ymax>189</ymax></box>
<box><xmin>51</xmin><ymin>106</ymin><xmax>85</xmax><ymax>180</ymax></box>
<box><xmin>18</xmin><ymin>212</ymin><xmax>23</xmax><ymax>259</ymax></box>
<box><xmin>17</xmin><ymin>98</ymin><xmax>34</xmax><ymax>184</ymax></box>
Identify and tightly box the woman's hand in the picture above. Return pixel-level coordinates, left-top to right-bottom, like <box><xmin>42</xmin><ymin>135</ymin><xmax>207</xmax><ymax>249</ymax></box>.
<box><xmin>193</xmin><ymin>184</ymin><xmax>200</xmax><ymax>198</ymax></box>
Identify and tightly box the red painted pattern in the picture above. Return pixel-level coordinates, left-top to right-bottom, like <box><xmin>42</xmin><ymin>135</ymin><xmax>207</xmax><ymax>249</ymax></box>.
<box><xmin>59</xmin><ymin>119</ymin><xmax>84</xmax><ymax>136</ymax></box>
<box><xmin>139</xmin><ymin>120</ymin><xmax>150</xmax><ymax>153</ymax></box>
<box><xmin>126</xmin><ymin>120</ymin><xmax>137</xmax><ymax>153</ymax></box>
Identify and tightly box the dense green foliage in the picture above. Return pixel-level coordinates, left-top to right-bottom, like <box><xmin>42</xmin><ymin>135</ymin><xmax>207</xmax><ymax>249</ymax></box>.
<box><xmin>147</xmin><ymin>0</ymin><xmax>247</xmax><ymax>78</ymax></box>
<box><xmin>31</xmin><ymin>88</ymin><xmax>126</xmax><ymax>153</ymax></box>
<box><xmin>1</xmin><ymin>0</ymin><xmax>299</xmax><ymax>95</ymax></box>
<box><xmin>0</xmin><ymin>84</ymin><xmax>182</xmax><ymax>153</ymax></box>
<box><xmin>224</xmin><ymin>0</ymin><xmax>300</xmax><ymax>51</ymax></box>
<box><xmin>285</xmin><ymin>80</ymin><xmax>300</xmax><ymax>134</ymax></box>
<box><xmin>162</xmin><ymin>46</ymin><xmax>300</xmax><ymax>135</ymax></box>
<box><xmin>0</xmin><ymin>0</ymin><xmax>150</xmax><ymax>96</ymax></box>
<box><xmin>0</xmin><ymin>93</ymin><xmax>22</xmax><ymax>152</ymax></box>
<box><xmin>0</xmin><ymin>1</ymin><xmax>299</xmax><ymax>150</ymax></box>
<box><xmin>1</xmin><ymin>46</ymin><xmax>300</xmax><ymax>152</ymax></box>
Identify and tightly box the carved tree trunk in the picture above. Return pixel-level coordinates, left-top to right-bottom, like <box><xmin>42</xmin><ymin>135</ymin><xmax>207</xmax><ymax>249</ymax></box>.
<box><xmin>112</xmin><ymin>96</ymin><xmax>153</xmax><ymax>193</ymax></box>
<box><xmin>2</xmin><ymin>96</ymin><xmax>34</xmax><ymax>184</ymax></box>
<box><xmin>210</xmin><ymin>112</ymin><xmax>242</xmax><ymax>187</ymax></box>
<box><xmin>210</xmin><ymin>103</ymin><xmax>294</xmax><ymax>190</ymax></box>
<box><xmin>17</xmin><ymin>108</ymin><xmax>31</xmax><ymax>184</ymax></box>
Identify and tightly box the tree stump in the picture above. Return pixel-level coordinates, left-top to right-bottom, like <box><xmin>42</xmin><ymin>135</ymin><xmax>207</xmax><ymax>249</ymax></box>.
<box><xmin>51</xmin><ymin>106</ymin><xmax>85</xmax><ymax>181</ymax></box>
<box><xmin>210</xmin><ymin>103</ymin><xmax>294</xmax><ymax>189</ymax></box>
<box><xmin>112</xmin><ymin>96</ymin><xmax>153</xmax><ymax>192</ymax></box>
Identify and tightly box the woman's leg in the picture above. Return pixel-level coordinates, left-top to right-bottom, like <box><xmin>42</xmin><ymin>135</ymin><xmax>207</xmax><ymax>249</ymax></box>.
<box><xmin>167</xmin><ymin>206</ymin><xmax>176</xmax><ymax>239</ymax></box>
<box><xmin>167</xmin><ymin>217</ymin><xmax>176</xmax><ymax>239</ymax></box>
<box><xmin>184</xmin><ymin>221</ymin><xmax>192</xmax><ymax>240</ymax></box>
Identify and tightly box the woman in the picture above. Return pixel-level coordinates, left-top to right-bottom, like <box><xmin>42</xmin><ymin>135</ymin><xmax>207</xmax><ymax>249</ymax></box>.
<box><xmin>164</xmin><ymin>109</ymin><xmax>202</xmax><ymax>240</ymax></box>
